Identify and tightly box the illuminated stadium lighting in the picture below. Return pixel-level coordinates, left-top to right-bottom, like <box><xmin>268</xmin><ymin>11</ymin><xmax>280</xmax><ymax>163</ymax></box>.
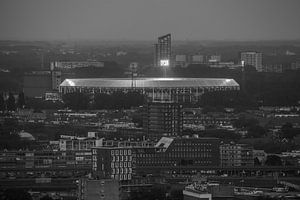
<box><xmin>66</xmin><ymin>79</ymin><xmax>75</xmax><ymax>86</ymax></box>
<box><xmin>241</xmin><ymin>60</ymin><xmax>245</xmax><ymax>67</ymax></box>
<box><xmin>60</xmin><ymin>78</ymin><xmax>239</xmax><ymax>89</ymax></box>
<box><xmin>160</xmin><ymin>59</ymin><xmax>169</xmax><ymax>67</ymax></box>
<box><xmin>59</xmin><ymin>78</ymin><xmax>240</xmax><ymax>103</ymax></box>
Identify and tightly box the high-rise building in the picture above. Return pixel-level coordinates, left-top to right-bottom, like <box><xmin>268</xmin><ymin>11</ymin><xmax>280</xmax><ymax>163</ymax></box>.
<box><xmin>51</xmin><ymin>70</ymin><xmax>62</xmax><ymax>90</ymax></box>
<box><xmin>154</xmin><ymin>34</ymin><xmax>171</xmax><ymax>67</ymax></box>
<box><xmin>240</xmin><ymin>52</ymin><xmax>263</xmax><ymax>72</ymax></box>
<box><xmin>143</xmin><ymin>102</ymin><xmax>183</xmax><ymax>138</ymax></box>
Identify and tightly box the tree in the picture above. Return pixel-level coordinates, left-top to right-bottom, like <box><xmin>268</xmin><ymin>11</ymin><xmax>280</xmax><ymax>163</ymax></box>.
<box><xmin>280</xmin><ymin>122</ymin><xmax>297</xmax><ymax>139</ymax></box>
<box><xmin>94</xmin><ymin>91</ymin><xmax>145</xmax><ymax>110</ymax></box>
<box><xmin>17</xmin><ymin>91</ymin><xmax>25</xmax><ymax>108</ymax></box>
<box><xmin>3</xmin><ymin>117</ymin><xmax>19</xmax><ymax>134</ymax></box>
<box><xmin>2</xmin><ymin>189</ymin><xmax>32</xmax><ymax>200</ymax></box>
<box><xmin>6</xmin><ymin>93</ymin><xmax>16</xmax><ymax>111</ymax></box>
<box><xmin>40</xmin><ymin>195</ymin><xmax>53</xmax><ymax>200</ymax></box>
<box><xmin>233</xmin><ymin>116</ymin><xmax>259</xmax><ymax>129</ymax></box>
<box><xmin>94</xmin><ymin>93</ymin><xmax>112</xmax><ymax>109</ymax></box>
<box><xmin>62</xmin><ymin>92</ymin><xmax>90</xmax><ymax>110</ymax></box>
<box><xmin>0</xmin><ymin>93</ymin><xmax>5</xmax><ymax>111</ymax></box>
<box><xmin>254</xmin><ymin>157</ymin><xmax>261</xmax><ymax>166</ymax></box>
<box><xmin>265</xmin><ymin>155</ymin><xmax>282</xmax><ymax>166</ymax></box>
<box><xmin>247</xmin><ymin>125</ymin><xmax>266</xmax><ymax>138</ymax></box>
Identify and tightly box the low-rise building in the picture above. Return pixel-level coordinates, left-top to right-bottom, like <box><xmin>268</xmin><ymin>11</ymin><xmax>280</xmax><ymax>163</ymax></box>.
<box><xmin>78</xmin><ymin>178</ymin><xmax>119</xmax><ymax>200</ymax></box>
<box><xmin>92</xmin><ymin>147</ymin><xmax>134</xmax><ymax>181</ymax></box>
<box><xmin>220</xmin><ymin>143</ymin><xmax>254</xmax><ymax>167</ymax></box>
<box><xmin>0</xmin><ymin>150</ymin><xmax>92</xmax><ymax>169</ymax></box>
<box><xmin>59</xmin><ymin>138</ymin><xmax>103</xmax><ymax>151</ymax></box>
<box><xmin>91</xmin><ymin>136</ymin><xmax>220</xmax><ymax>180</ymax></box>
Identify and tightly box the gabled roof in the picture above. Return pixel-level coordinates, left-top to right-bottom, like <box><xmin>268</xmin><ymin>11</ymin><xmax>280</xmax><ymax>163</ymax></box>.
<box><xmin>155</xmin><ymin>137</ymin><xmax>174</xmax><ymax>151</ymax></box>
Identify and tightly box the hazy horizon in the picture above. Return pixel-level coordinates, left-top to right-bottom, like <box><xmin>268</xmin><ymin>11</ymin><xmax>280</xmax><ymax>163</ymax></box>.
<box><xmin>1</xmin><ymin>0</ymin><xmax>300</xmax><ymax>41</ymax></box>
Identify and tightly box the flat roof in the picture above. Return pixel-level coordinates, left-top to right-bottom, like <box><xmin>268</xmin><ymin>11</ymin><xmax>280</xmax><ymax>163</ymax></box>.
<box><xmin>60</xmin><ymin>78</ymin><xmax>239</xmax><ymax>88</ymax></box>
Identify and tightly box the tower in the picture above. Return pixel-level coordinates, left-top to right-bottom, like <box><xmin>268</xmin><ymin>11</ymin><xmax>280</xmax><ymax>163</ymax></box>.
<box><xmin>143</xmin><ymin>101</ymin><xmax>183</xmax><ymax>139</ymax></box>
<box><xmin>154</xmin><ymin>34</ymin><xmax>171</xmax><ymax>67</ymax></box>
<box><xmin>240</xmin><ymin>52</ymin><xmax>263</xmax><ymax>72</ymax></box>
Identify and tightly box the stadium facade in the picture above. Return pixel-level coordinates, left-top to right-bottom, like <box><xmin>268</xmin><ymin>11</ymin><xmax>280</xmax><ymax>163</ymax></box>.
<box><xmin>59</xmin><ymin>77</ymin><xmax>239</xmax><ymax>103</ymax></box>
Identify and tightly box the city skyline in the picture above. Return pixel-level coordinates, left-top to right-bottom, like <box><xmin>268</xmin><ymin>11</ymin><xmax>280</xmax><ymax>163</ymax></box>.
<box><xmin>1</xmin><ymin>0</ymin><xmax>300</xmax><ymax>41</ymax></box>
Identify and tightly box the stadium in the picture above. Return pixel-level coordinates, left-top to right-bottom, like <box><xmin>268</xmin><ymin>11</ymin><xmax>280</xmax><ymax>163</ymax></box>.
<box><xmin>59</xmin><ymin>78</ymin><xmax>240</xmax><ymax>102</ymax></box>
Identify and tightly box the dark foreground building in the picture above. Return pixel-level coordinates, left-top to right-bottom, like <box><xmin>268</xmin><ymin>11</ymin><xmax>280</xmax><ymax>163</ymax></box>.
<box><xmin>91</xmin><ymin>136</ymin><xmax>220</xmax><ymax>180</ymax></box>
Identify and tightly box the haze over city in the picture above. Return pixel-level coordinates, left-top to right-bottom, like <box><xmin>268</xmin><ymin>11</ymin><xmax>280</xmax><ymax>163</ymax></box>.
<box><xmin>2</xmin><ymin>0</ymin><xmax>300</xmax><ymax>200</ymax></box>
<box><xmin>1</xmin><ymin>0</ymin><xmax>300</xmax><ymax>41</ymax></box>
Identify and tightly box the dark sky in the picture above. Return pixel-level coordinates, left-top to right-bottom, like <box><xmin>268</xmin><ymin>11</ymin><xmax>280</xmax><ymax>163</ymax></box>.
<box><xmin>1</xmin><ymin>0</ymin><xmax>300</xmax><ymax>41</ymax></box>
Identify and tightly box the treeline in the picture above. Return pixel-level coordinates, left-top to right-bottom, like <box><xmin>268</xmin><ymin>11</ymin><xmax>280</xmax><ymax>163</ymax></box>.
<box><xmin>0</xmin><ymin>92</ymin><xmax>25</xmax><ymax>111</ymax></box>
<box><xmin>0</xmin><ymin>117</ymin><xmax>36</xmax><ymax>150</ymax></box>
<box><xmin>199</xmin><ymin>90</ymin><xmax>255</xmax><ymax>109</ymax></box>
<box><xmin>143</xmin><ymin>66</ymin><xmax>300</xmax><ymax>106</ymax></box>
<box><xmin>62</xmin><ymin>91</ymin><xmax>145</xmax><ymax>110</ymax></box>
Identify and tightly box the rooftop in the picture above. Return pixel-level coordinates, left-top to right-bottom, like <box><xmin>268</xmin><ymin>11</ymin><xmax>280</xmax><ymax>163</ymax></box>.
<box><xmin>60</xmin><ymin>78</ymin><xmax>239</xmax><ymax>88</ymax></box>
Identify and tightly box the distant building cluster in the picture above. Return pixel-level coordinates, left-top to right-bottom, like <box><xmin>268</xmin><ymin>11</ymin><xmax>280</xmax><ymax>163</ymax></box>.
<box><xmin>1</xmin><ymin>132</ymin><xmax>299</xmax><ymax>179</ymax></box>
<box><xmin>174</xmin><ymin>54</ymin><xmax>239</xmax><ymax>69</ymax></box>
<box><xmin>262</xmin><ymin>64</ymin><xmax>285</xmax><ymax>73</ymax></box>
<box><xmin>51</xmin><ymin>61</ymin><xmax>104</xmax><ymax>70</ymax></box>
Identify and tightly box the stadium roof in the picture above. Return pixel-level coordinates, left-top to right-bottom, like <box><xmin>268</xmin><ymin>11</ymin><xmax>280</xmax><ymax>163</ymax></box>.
<box><xmin>60</xmin><ymin>78</ymin><xmax>239</xmax><ymax>88</ymax></box>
